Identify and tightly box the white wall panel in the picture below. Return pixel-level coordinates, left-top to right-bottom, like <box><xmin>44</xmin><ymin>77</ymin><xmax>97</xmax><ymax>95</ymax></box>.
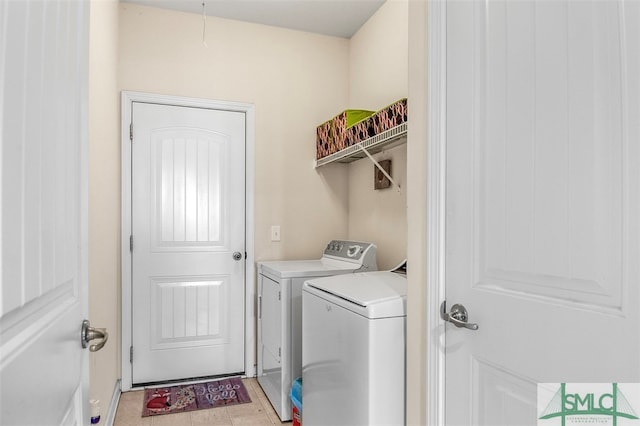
<box><xmin>2</xmin><ymin>0</ymin><xmax>83</xmax><ymax>316</ymax></box>
<box><xmin>152</xmin><ymin>131</ymin><xmax>226</xmax><ymax>250</ymax></box>
<box><xmin>151</xmin><ymin>277</ymin><xmax>228</xmax><ymax>349</ymax></box>
<box><xmin>474</xmin><ymin>0</ymin><xmax>628</xmax><ymax>311</ymax></box>
<box><xmin>472</xmin><ymin>359</ymin><xmax>537</xmax><ymax>426</ymax></box>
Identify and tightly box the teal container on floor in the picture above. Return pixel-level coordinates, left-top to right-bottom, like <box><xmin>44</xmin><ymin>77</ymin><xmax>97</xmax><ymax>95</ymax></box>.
<box><xmin>290</xmin><ymin>377</ymin><xmax>302</xmax><ymax>412</ymax></box>
<box><xmin>290</xmin><ymin>377</ymin><xmax>302</xmax><ymax>425</ymax></box>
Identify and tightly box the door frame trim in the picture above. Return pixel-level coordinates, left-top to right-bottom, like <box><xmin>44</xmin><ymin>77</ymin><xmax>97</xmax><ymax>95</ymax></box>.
<box><xmin>425</xmin><ymin>1</ymin><xmax>447</xmax><ymax>425</ymax></box>
<box><xmin>120</xmin><ymin>91</ymin><xmax>256</xmax><ymax>391</ymax></box>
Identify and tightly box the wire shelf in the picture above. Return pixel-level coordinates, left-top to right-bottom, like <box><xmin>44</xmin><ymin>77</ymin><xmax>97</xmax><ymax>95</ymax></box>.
<box><xmin>315</xmin><ymin>122</ymin><xmax>408</xmax><ymax>167</ymax></box>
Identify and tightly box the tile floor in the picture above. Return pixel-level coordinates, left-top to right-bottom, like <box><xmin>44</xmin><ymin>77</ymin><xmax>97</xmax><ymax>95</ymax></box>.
<box><xmin>113</xmin><ymin>378</ymin><xmax>289</xmax><ymax>426</ymax></box>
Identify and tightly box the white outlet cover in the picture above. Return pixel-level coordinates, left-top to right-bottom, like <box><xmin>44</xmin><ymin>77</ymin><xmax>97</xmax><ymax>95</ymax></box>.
<box><xmin>271</xmin><ymin>226</ymin><xmax>281</xmax><ymax>242</ymax></box>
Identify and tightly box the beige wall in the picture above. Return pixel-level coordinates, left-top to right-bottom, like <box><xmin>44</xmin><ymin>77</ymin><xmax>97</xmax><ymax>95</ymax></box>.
<box><xmin>347</xmin><ymin>0</ymin><xmax>408</xmax><ymax>270</ymax></box>
<box><xmin>119</xmin><ymin>3</ymin><xmax>351</xmax><ymax>262</ymax></box>
<box><xmin>347</xmin><ymin>145</ymin><xmax>407</xmax><ymax>270</ymax></box>
<box><xmin>349</xmin><ymin>0</ymin><xmax>409</xmax><ymax>109</ymax></box>
<box><xmin>89</xmin><ymin>0</ymin><xmax>121</xmax><ymax>417</ymax></box>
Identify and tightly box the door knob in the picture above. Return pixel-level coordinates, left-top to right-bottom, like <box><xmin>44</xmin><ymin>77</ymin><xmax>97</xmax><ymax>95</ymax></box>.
<box><xmin>440</xmin><ymin>301</ymin><xmax>479</xmax><ymax>330</ymax></box>
<box><xmin>81</xmin><ymin>320</ymin><xmax>109</xmax><ymax>352</ymax></box>
<box><xmin>233</xmin><ymin>251</ymin><xmax>243</xmax><ymax>261</ymax></box>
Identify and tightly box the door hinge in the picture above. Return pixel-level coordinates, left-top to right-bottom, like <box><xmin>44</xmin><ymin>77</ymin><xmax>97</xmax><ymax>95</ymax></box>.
<box><xmin>278</xmin><ymin>291</ymin><xmax>281</xmax><ymax>301</ymax></box>
<box><xmin>278</xmin><ymin>347</ymin><xmax>281</xmax><ymax>358</ymax></box>
<box><xmin>129</xmin><ymin>235</ymin><xmax>133</xmax><ymax>252</ymax></box>
<box><xmin>129</xmin><ymin>123</ymin><xmax>133</xmax><ymax>142</ymax></box>
<box><xmin>129</xmin><ymin>346</ymin><xmax>133</xmax><ymax>363</ymax></box>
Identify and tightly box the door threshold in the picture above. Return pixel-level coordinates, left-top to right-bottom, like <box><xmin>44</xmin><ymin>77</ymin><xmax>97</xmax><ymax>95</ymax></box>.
<box><xmin>132</xmin><ymin>372</ymin><xmax>246</xmax><ymax>390</ymax></box>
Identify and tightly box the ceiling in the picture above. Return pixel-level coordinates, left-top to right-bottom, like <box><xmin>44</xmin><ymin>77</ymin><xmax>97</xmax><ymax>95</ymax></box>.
<box><xmin>121</xmin><ymin>0</ymin><xmax>386</xmax><ymax>38</ymax></box>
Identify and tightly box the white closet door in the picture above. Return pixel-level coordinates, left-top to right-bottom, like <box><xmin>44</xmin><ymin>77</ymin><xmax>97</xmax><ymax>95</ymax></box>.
<box><xmin>1</xmin><ymin>0</ymin><xmax>90</xmax><ymax>424</ymax></box>
<box><xmin>444</xmin><ymin>1</ymin><xmax>640</xmax><ymax>424</ymax></box>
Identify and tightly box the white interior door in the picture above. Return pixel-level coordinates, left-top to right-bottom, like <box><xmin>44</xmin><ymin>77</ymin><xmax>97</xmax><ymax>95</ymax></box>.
<box><xmin>0</xmin><ymin>0</ymin><xmax>90</xmax><ymax>425</ymax></box>
<box><xmin>444</xmin><ymin>0</ymin><xmax>639</xmax><ymax>424</ymax></box>
<box><xmin>130</xmin><ymin>102</ymin><xmax>246</xmax><ymax>384</ymax></box>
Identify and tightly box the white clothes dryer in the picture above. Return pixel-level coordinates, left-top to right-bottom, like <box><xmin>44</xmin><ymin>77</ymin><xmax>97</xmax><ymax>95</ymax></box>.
<box><xmin>302</xmin><ymin>270</ymin><xmax>407</xmax><ymax>426</ymax></box>
<box><xmin>257</xmin><ymin>240</ymin><xmax>377</xmax><ymax>421</ymax></box>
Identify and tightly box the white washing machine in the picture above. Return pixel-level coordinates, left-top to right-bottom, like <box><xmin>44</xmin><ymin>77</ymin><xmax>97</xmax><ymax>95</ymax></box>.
<box><xmin>257</xmin><ymin>240</ymin><xmax>377</xmax><ymax>421</ymax></box>
<box><xmin>302</xmin><ymin>269</ymin><xmax>407</xmax><ymax>426</ymax></box>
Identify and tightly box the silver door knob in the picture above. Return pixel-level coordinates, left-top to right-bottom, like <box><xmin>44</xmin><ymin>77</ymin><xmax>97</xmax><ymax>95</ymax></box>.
<box><xmin>233</xmin><ymin>251</ymin><xmax>243</xmax><ymax>261</ymax></box>
<box><xmin>440</xmin><ymin>301</ymin><xmax>479</xmax><ymax>330</ymax></box>
<box><xmin>81</xmin><ymin>319</ymin><xmax>109</xmax><ymax>352</ymax></box>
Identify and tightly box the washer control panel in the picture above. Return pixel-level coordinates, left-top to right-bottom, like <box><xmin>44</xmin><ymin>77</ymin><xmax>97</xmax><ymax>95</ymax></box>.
<box><xmin>322</xmin><ymin>240</ymin><xmax>377</xmax><ymax>266</ymax></box>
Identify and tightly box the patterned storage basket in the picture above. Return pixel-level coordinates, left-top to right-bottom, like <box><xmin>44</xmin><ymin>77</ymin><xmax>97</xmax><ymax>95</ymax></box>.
<box><xmin>372</xmin><ymin>98</ymin><xmax>408</xmax><ymax>134</ymax></box>
<box><xmin>316</xmin><ymin>120</ymin><xmax>333</xmax><ymax>159</ymax></box>
<box><xmin>316</xmin><ymin>109</ymin><xmax>375</xmax><ymax>159</ymax></box>
<box><xmin>346</xmin><ymin>116</ymin><xmax>377</xmax><ymax>147</ymax></box>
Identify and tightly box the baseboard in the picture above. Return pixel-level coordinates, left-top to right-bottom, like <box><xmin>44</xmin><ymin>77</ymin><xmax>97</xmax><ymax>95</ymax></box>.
<box><xmin>103</xmin><ymin>379</ymin><xmax>121</xmax><ymax>426</ymax></box>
